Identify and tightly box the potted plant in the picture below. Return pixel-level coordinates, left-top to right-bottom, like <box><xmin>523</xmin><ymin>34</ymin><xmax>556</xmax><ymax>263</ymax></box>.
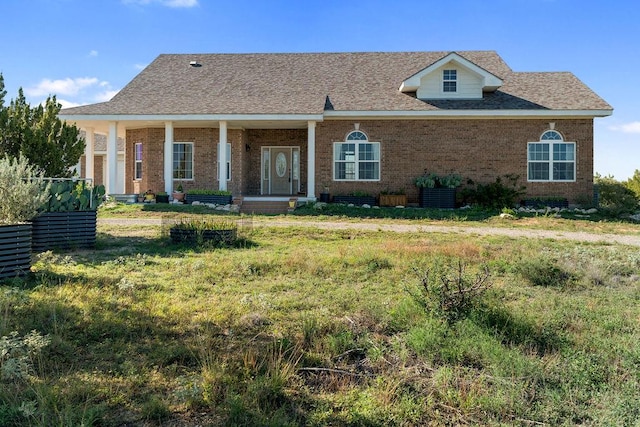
<box><xmin>156</xmin><ymin>192</ymin><xmax>169</xmax><ymax>203</ymax></box>
<box><xmin>185</xmin><ymin>189</ymin><xmax>232</xmax><ymax>205</ymax></box>
<box><xmin>415</xmin><ymin>172</ymin><xmax>462</xmax><ymax>209</ymax></box>
<box><xmin>0</xmin><ymin>155</ymin><xmax>50</xmax><ymax>280</ymax></box>
<box><xmin>143</xmin><ymin>189</ymin><xmax>155</xmax><ymax>203</ymax></box>
<box><xmin>379</xmin><ymin>189</ymin><xmax>407</xmax><ymax>207</ymax></box>
<box><xmin>319</xmin><ymin>184</ymin><xmax>331</xmax><ymax>203</ymax></box>
<box><xmin>31</xmin><ymin>180</ymin><xmax>105</xmax><ymax>252</ymax></box>
<box><xmin>172</xmin><ymin>183</ymin><xmax>185</xmax><ymax>202</ymax></box>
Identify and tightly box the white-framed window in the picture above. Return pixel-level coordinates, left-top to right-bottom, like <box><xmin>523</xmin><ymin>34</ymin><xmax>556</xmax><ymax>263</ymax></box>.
<box><xmin>217</xmin><ymin>142</ymin><xmax>231</xmax><ymax>181</ymax></box>
<box><xmin>527</xmin><ymin>130</ymin><xmax>575</xmax><ymax>181</ymax></box>
<box><xmin>333</xmin><ymin>130</ymin><xmax>380</xmax><ymax>181</ymax></box>
<box><xmin>173</xmin><ymin>142</ymin><xmax>194</xmax><ymax>180</ymax></box>
<box><xmin>134</xmin><ymin>142</ymin><xmax>142</xmax><ymax>180</ymax></box>
<box><xmin>443</xmin><ymin>69</ymin><xmax>457</xmax><ymax>92</ymax></box>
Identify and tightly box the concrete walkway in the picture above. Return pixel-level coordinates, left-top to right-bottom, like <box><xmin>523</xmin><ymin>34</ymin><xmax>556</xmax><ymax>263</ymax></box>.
<box><xmin>98</xmin><ymin>217</ymin><xmax>640</xmax><ymax>247</ymax></box>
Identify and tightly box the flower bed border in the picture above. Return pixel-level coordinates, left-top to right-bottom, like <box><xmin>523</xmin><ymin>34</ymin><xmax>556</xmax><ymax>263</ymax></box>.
<box><xmin>31</xmin><ymin>211</ymin><xmax>97</xmax><ymax>252</ymax></box>
<box><xmin>0</xmin><ymin>224</ymin><xmax>32</xmax><ymax>280</ymax></box>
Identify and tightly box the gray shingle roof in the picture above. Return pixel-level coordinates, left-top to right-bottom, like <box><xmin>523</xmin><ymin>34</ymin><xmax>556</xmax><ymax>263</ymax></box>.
<box><xmin>60</xmin><ymin>51</ymin><xmax>611</xmax><ymax>116</ymax></box>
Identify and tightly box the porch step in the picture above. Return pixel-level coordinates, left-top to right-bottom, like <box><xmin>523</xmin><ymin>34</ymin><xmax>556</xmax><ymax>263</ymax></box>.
<box><xmin>239</xmin><ymin>200</ymin><xmax>291</xmax><ymax>215</ymax></box>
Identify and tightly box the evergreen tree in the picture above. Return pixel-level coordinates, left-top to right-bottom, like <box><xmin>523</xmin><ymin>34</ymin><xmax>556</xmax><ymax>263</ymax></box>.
<box><xmin>0</xmin><ymin>74</ymin><xmax>85</xmax><ymax>177</ymax></box>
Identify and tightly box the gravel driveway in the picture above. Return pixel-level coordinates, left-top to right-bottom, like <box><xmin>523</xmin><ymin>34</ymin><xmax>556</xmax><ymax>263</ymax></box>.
<box><xmin>98</xmin><ymin>217</ymin><xmax>640</xmax><ymax>247</ymax></box>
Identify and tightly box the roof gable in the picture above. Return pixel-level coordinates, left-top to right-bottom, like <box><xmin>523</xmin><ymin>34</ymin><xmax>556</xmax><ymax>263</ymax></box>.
<box><xmin>399</xmin><ymin>52</ymin><xmax>503</xmax><ymax>99</ymax></box>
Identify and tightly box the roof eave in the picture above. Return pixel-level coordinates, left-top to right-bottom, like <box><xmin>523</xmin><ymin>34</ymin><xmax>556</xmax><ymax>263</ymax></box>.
<box><xmin>58</xmin><ymin>113</ymin><xmax>326</xmax><ymax>122</ymax></box>
<box><xmin>323</xmin><ymin>109</ymin><xmax>613</xmax><ymax>119</ymax></box>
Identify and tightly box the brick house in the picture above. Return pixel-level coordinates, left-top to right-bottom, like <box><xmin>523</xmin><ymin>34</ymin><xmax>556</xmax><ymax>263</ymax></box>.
<box><xmin>59</xmin><ymin>51</ymin><xmax>612</xmax><ymax>205</ymax></box>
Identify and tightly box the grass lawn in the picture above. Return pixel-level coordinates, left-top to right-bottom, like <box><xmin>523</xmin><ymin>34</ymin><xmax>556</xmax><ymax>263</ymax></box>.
<box><xmin>1</xmin><ymin>207</ymin><xmax>639</xmax><ymax>426</ymax></box>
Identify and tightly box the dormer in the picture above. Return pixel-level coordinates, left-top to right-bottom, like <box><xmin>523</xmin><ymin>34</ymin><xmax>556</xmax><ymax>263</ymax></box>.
<box><xmin>399</xmin><ymin>52</ymin><xmax>503</xmax><ymax>100</ymax></box>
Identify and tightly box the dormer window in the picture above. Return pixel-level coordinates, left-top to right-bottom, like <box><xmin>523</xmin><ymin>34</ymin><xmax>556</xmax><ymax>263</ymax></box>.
<box><xmin>399</xmin><ymin>52</ymin><xmax>503</xmax><ymax>99</ymax></box>
<box><xmin>443</xmin><ymin>69</ymin><xmax>457</xmax><ymax>92</ymax></box>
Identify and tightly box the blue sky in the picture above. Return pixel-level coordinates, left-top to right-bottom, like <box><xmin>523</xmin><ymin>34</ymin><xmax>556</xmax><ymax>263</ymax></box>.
<box><xmin>1</xmin><ymin>0</ymin><xmax>638</xmax><ymax>179</ymax></box>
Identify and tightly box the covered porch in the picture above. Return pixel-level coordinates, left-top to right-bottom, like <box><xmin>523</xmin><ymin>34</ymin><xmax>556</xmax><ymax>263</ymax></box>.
<box><xmin>67</xmin><ymin>116</ymin><xmax>321</xmax><ymax>200</ymax></box>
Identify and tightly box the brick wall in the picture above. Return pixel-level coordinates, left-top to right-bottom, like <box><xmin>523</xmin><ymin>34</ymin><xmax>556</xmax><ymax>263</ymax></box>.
<box><xmin>125</xmin><ymin>127</ymin><xmax>249</xmax><ymax>195</ymax></box>
<box><xmin>122</xmin><ymin>118</ymin><xmax>594</xmax><ymax>204</ymax></box>
<box><xmin>315</xmin><ymin>119</ymin><xmax>594</xmax><ymax>204</ymax></box>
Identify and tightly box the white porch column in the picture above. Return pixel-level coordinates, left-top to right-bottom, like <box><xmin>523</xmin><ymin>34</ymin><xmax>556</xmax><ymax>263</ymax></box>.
<box><xmin>106</xmin><ymin>122</ymin><xmax>118</xmax><ymax>195</ymax></box>
<box><xmin>218</xmin><ymin>121</ymin><xmax>228</xmax><ymax>192</ymax></box>
<box><xmin>307</xmin><ymin>120</ymin><xmax>316</xmax><ymax>199</ymax></box>
<box><xmin>84</xmin><ymin>127</ymin><xmax>95</xmax><ymax>181</ymax></box>
<box><xmin>164</xmin><ymin>122</ymin><xmax>174</xmax><ymax>195</ymax></box>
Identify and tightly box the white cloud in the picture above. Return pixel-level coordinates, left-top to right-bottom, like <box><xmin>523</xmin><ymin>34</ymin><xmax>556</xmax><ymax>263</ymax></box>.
<box><xmin>122</xmin><ymin>0</ymin><xmax>198</xmax><ymax>7</ymax></box>
<box><xmin>57</xmin><ymin>99</ymin><xmax>82</xmax><ymax>109</ymax></box>
<box><xmin>609</xmin><ymin>121</ymin><xmax>640</xmax><ymax>134</ymax></box>
<box><xmin>25</xmin><ymin>77</ymin><xmax>100</xmax><ymax>97</ymax></box>
<box><xmin>88</xmin><ymin>50</ymin><xmax>98</xmax><ymax>57</ymax></box>
<box><xmin>94</xmin><ymin>90</ymin><xmax>119</xmax><ymax>102</ymax></box>
<box><xmin>134</xmin><ymin>63</ymin><xmax>148</xmax><ymax>71</ymax></box>
<box><xmin>25</xmin><ymin>77</ymin><xmax>119</xmax><ymax>106</ymax></box>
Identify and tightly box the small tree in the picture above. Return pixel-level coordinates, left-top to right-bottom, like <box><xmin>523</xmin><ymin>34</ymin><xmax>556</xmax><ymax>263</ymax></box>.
<box><xmin>0</xmin><ymin>155</ymin><xmax>50</xmax><ymax>224</ymax></box>
<box><xmin>0</xmin><ymin>74</ymin><xmax>85</xmax><ymax>177</ymax></box>
<box><xmin>624</xmin><ymin>169</ymin><xmax>640</xmax><ymax>203</ymax></box>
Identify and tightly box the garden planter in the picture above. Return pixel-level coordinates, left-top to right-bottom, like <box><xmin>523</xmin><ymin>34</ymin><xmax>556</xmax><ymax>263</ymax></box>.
<box><xmin>0</xmin><ymin>224</ymin><xmax>32</xmax><ymax>280</ymax></box>
<box><xmin>31</xmin><ymin>211</ymin><xmax>97</xmax><ymax>252</ymax></box>
<box><xmin>523</xmin><ymin>198</ymin><xmax>569</xmax><ymax>209</ymax></box>
<box><xmin>419</xmin><ymin>188</ymin><xmax>456</xmax><ymax>209</ymax></box>
<box><xmin>332</xmin><ymin>195</ymin><xmax>377</xmax><ymax>206</ymax></box>
<box><xmin>170</xmin><ymin>228</ymin><xmax>237</xmax><ymax>244</ymax></box>
<box><xmin>319</xmin><ymin>193</ymin><xmax>331</xmax><ymax>203</ymax></box>
<box><xmin>172</xmin><ymin>192</ymin><xmax>185</xmax><ymax>202</ymax></box>
<box><xmin>186</xmin><ymin>194</ymin><xmax>233</xmax><ymax>205</ymax></box>
<box><xmin>379</xmin><ymin>194</ymin><xmax>407</xmax><ymax>207</ymax></box>
<box><xmin>156</xmin><ymin>194</ymin><xmax>169</xmax><ymax>203</ymax></box>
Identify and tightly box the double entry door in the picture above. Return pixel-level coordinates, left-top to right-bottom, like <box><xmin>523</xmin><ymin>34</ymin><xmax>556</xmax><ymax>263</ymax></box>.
<box><xmin>261</xmin><ymin>147</ymin><xmax>300</xmax><ymax>195</ymax></box>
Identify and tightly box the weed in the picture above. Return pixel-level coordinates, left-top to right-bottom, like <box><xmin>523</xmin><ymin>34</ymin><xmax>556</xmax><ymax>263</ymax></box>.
<box><xmin>516</xmin><ymin>256</ymin><xmax>576</xmax><ymax>288</ymax></box>
<box><xmin>0</xmin><ymin>330</ymin><xmax>50</xmax><ymax>381</ymax></box>
<box><xmin>141</xmin><ymin>395</ymin><xmax>171</xmax><ymax>422</ymax></box>
<box><xmin>407</xmin><ymin>259</ymin><xmax>492</xmax><ymax>324</ymax></box>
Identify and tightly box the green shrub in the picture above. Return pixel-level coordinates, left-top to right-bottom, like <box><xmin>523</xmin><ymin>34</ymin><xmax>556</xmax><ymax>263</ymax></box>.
<box><xmin>0</xmin><ymin>155</ymin><xmax>50</xmax><ymax>224</ymax></box>
<box><xmin>595</xmin><ymin>173</ymin><xmax>639</xmax><ymax>214</ymax></box>
<box><xmin>624</xmin><ymin>169</ymin><xmax>640</xmax><ymax>200</ymax></box>
<box><xmin>460</xmin><ymin>174</ymin><xmax>525</xmax><ymax>210</ymax></box>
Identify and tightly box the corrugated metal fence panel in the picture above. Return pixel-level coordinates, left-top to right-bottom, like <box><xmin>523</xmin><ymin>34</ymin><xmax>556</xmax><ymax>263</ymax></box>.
<box><xmin>31</xmin><ymin>211</ymin><xmax>97</xmax><ymax>252</ymax></box>
<box><xmin>0</xmin><ymin>224</ymin><xmax>32</xmax><ymax>280</ymax></box>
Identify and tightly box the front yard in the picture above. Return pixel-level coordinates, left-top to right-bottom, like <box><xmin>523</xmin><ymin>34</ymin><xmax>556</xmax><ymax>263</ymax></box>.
<box><xmin>1</xmin><ymin>208</ymin><xmax>639</xmax><ymax>426</ymax></box>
